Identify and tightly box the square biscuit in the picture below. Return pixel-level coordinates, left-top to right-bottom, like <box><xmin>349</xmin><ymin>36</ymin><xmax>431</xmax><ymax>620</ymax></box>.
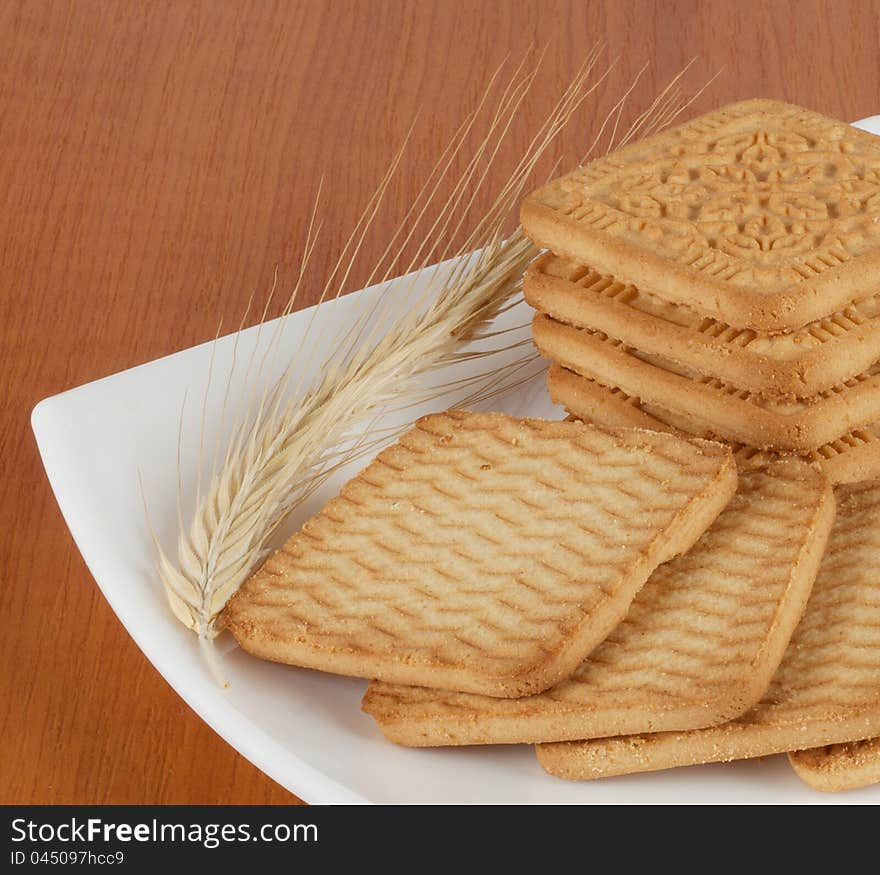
<box><xmin>533</xmin><ymin>313</ymin><xmax>880</xmax><ymax>452</ymax></box>
<box><xmin>522</xmin><ymin>99</ymin><xmax>880</xmax><ymax>331</ymax></box>
<box><xmin>526</xmin><ymin>252</ymin><xmax>880</xmax><ymax>398</ymax></box>
<box><xmin>548</xmin><ymin>365</ymin><xmax>880</xmax><ymax>485</ymax></box>
<box><xmin>538</xmin><ymin>481</ymin><xmax>880</xmax><ymax>781</ymax></box>
<box><xmin>223</xmin><ymin>410</ymin><xmax>736</xmax><ymax>698</ymax></box>
<box><xmin>363</xmin><ymin>462</ymin><xmax>833</xmax><ymax>745</ymax></box>
<box><xmin>789</xmin><ymin>737</ymin><xmax>880</xmax><ymax>792</ymax></box>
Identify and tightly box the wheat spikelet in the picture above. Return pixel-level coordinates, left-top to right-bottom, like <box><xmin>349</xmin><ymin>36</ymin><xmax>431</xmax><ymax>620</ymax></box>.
<box><xmin>150</xmin><ymin>53</ymin><xmax>705</xmax><ymax>680</ymax></box>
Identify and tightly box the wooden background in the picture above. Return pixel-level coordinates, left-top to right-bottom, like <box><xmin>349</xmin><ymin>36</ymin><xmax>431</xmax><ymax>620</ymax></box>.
<box><xmin>4</xmin><ymin>0</ymin><xmax>880</xmax><ymax>805</ymax></box>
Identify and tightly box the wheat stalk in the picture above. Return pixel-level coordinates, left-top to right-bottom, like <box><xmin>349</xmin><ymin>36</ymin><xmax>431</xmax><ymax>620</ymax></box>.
<box><xmin>150</xmin><ymin>53</ymin><xmax>704</xmax><ymax>680</ymax></box>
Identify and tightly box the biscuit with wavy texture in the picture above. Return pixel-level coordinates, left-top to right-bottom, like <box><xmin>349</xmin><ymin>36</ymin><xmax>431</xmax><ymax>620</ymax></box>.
<box><xmin>224</xmin><ymin>410</ymin><xmax>736</xmax><ymax>697</ymax></box>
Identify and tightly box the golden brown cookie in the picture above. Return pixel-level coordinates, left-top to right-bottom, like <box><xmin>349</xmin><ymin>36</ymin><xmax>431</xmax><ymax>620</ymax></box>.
<box><xmin>534</xmin><ymin>314</ymin><xmax>880</xmax><ymax>452</ymax></box>
<box><xmin>549</xmin><ymin>365</ymin><xmax>880</xmax><ymax>484</ymax></box>
<box><xmin>526</xmin><ymin>251</ymin><xmax>880</xmax><ymax>398</ymax></box>
<box><xmin>522</xmin><ymin>99</ymin><xmax>880</xmax><ymax>330</ymax></box>
<box><xmin>362</xmin><ymin>463</ymin><xmax>832</xmax><ymax>744</ymax></box>
<box><xmin>789</xmin><ymin>738</ymin><xmax>880</xmax><ymax>792</ymax></box>
<box><xmin>224</xmin><ymin>410</ymin><xmax>736</xmax><ymax>697</ymax></box>
<box><xmin>537</xmin><ymin>481</ymin><xmax>880</xmax><ymax>781</ymax></box>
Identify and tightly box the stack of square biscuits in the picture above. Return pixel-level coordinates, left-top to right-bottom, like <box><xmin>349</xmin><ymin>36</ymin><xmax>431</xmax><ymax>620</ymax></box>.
<box><xmin>509</xmin><ymin>99</ymin><xmax>880</xmax><ymax>785</ymax></box>
<box><xmin>522</xmin><ymin>99</ymin><xmax>880</xmax><ymax>485</ymax></box>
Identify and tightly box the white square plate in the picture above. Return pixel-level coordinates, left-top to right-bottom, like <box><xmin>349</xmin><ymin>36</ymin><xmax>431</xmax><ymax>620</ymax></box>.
<box><xmin>33</xmin><ymin>116</ymin><xmax>880</xmax><ymax>804</ymax></box>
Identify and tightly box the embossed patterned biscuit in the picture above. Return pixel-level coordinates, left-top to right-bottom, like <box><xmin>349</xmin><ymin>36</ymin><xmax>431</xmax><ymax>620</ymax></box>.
<box><xmin>534</xmin><ymin>314</ymin><xmax>880</xmax><ymax>452</ymax></box>
<box><xmin>362</xmin><ymin>463</ymin><xmax>833</xmax><ymax>745</ymax></box>
<box><xmin>789</xmin><ymin>737</ymin><xmax>880</xmax><ymax>792</ymax></box>
<box><xmin>223</xmin><ymin>411</ymin><xmax>736</xmax><ymax>698</ymax></box>
<box><xmin>522</xmin><ymin>99</ymin><xmax>880</xmax><ymax>331</ymax></box>
<box><xmin>526</xmin><ymin>252</ymin><xmax>880</xmax><ymax>398</ymax></box>
<box><xmin>549</xmin><ymin>365</ymin><xmax>880</xmax><ymax>484</ymax></box>
<box><xmin>537</xmin><ymin>481</ymin><xmax>880</xmax><ymax>781</ymax></box>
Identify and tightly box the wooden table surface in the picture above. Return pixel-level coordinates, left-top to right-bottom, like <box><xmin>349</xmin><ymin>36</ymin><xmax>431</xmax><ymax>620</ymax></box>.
<box><xmin>3</xmin><ymin>0</ymin><xmax>880</xmax><ymax>805</ymax></box>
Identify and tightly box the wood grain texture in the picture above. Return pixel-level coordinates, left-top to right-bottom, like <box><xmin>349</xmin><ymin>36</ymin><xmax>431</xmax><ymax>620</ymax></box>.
<box><xmin>3</xmin><ymin>0</ymin><xmax>879</xmax><ymax>805</ymax></box>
